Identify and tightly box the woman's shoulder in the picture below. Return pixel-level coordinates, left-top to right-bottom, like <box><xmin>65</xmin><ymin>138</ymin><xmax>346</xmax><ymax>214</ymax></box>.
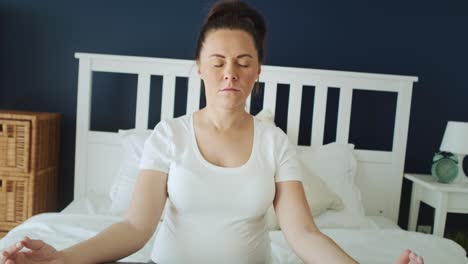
<box><xmin>254</xmin><ymin>115</ymin><xmax>288</xmax><ymax>143</ymax></box>
<box><xmin>152</xmin><ymin>114</ymin><xmax>191</xmax><ymax>137</ymax></box>
<box><xmin>253</xmin><ymin>110</ymin><xmax>284</xmax><ymax>134</ymax></box>
<box><xmin>162</xmin><ymin>113</ymin><xmax>191</xmax><ymax>128</ymax></box>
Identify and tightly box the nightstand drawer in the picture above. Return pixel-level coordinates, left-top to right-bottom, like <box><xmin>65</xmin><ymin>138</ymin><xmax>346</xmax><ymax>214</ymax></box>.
<box><xmin>448</xmin><ymin>193</ymin><xmax>468</xmax><ymax>213</ymax></box>
<box><xmin>0</xmin><ymin>119</ymin><xmax>31</xmax><ymax>174</ymax></box>
<box><xmin>0</xmin><ymin>176</ymin><xmax>28</xmax><ymax>225</ymax></box>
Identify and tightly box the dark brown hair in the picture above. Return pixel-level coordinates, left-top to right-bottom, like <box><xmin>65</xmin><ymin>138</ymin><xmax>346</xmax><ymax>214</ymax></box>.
<box><xmin>195</xmin><ymin>0</ymin><xmax>267</xmax><ymax>63</ymax></box>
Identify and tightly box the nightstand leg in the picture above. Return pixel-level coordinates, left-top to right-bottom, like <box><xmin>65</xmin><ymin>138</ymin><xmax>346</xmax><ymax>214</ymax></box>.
<box><xmin>433</xmin><ymin>192</ymin><xmax>448</xmax><ymax>237</ymax></box>
<box><xmin>408</xmin><ymin>184</ymin><xmax>421</xmax><ymax>231</ymax></box>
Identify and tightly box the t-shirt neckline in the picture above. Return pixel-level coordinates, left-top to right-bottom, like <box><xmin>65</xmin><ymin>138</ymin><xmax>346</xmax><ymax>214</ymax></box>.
<box><xmin>189</xmin><ymin>112</ymin><xmax>257</xmax><ymax>172</ymax></box>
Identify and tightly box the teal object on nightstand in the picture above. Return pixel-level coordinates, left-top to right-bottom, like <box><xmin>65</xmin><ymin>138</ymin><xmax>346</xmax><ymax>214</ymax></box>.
<box><xmin>431</xmin><ymin>151</ymin><xmax>459</xmax><ymax>183</ymax></box>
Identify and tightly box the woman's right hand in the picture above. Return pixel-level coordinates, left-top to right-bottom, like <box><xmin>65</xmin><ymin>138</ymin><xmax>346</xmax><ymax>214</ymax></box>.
<box><xmin>0</xmin><ymin>236</ymin><xmax>65</xmax><ymax>264</ymax></box>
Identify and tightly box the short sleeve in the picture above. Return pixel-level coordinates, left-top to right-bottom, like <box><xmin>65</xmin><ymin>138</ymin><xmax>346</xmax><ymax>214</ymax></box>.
<box><xmin>138</xmin><ymin>120</ymin><xmax>174</xmax><ymax>173</ymax></box>
<box><xmin>274</xmin><ymin>128</ymin><xmax>303</xmax><ymax>182</ymax></box>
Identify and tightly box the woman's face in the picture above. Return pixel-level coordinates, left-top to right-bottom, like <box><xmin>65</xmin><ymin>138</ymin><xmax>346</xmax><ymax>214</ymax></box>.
<box><xmin>197</xmin><ymin>29</ymin><xmax>261</xmax><ymax>111</ymax></box>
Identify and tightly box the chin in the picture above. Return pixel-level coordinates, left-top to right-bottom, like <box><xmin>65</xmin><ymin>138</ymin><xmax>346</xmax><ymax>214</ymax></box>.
<box><xmin>217</xmin><ymin>102</ymin><xmax>246</xmax><ymax>111</ymax></box>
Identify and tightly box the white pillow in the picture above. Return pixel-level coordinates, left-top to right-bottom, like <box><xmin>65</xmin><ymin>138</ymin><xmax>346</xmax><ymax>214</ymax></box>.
<box><xmin>109</xmin><ymin>129</ymin><xmax>152</xmax><ymax>215</ymax></box>
<box><xmin>61</xmin><ymin>190</ymin><xmax>113</xmax><ymax>215</ymax></box>
<box><xmin>265</xmin><ymin>160</ymin><xmax>345</xmax><ymax>230</ymax></box>
<box><xmin>298</xmin><ymin>143</ymin><xmax>364</xmax><ymax>216</ymax></box>
<box><xmin>298</xmin><ymin>143</ymin><xmax>369</xmax><ymax>229</ymax></box>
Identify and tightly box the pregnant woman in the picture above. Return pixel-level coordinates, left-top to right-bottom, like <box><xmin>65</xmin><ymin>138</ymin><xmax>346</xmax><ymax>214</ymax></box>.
<box><xmin>1</xmin><ymin>1</ymin><xmax>424</xmax><ymax>263</ymax></box>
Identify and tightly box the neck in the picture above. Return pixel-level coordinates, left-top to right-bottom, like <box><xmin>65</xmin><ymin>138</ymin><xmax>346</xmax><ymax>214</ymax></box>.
<box><xmin>201</xmin><ymin>105</ymin><xmax>250</xmax><ymax>131</ymax></box>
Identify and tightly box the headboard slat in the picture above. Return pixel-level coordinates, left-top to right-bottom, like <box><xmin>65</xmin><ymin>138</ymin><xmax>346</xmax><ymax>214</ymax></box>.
<box><xmin>161</xmin><ymin>75</ymin><xmax>176</xmax><ymax>120</ymax></box>
<box><xmin>311</xmin><ymin>84</ymin><xmax>327</xmax><ymax>145</ymax></box>
<box><xmin>336</xmin><ymin>87</ymin><xmax>353</xmax><ymax>144</ymax></box>
<box><xmin>245</xmin><ymin>94</ymin><xmax>252</xmax><ymax>113</ymax></box>
<box><xmin>135</xmin><ymin>74</ymin><xmax>151</xmax><ymax>130</ymax></box>
<box><xmin>263</xmin><ymin>81</ymin><xmax>277</xmax><ymax>115</ymax></box>
<box><xmin>187</xmin><ymin>75</ymin><xmax>202</xmax><ymax>114</ymax></box>
<box><xmin>287</xmin><ymin>83</ymin><xmax>303</xmax><ymax>145</ymax></box>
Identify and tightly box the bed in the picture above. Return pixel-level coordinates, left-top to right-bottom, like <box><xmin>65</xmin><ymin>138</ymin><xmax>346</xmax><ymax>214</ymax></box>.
<box><xmin>1</xmin><ymin>52</ymin><xmax>467</xmax><ymax>264</ymax></box>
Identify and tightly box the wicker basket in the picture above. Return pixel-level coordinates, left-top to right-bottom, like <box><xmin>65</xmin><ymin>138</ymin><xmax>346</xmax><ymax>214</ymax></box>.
<box><xmin>0</xmin><ymin>110</ymin><xmax>60</xmax><ymax>236</ymax></box>
<box><xmin>0</xmin><ymin>119</ymin><xmax>31</xmax><ymax>173</ymax></box>
<box><xmin>0</xmin><ymin>177</ymin><xmax>28</xmax><ymax>223</ymax></box>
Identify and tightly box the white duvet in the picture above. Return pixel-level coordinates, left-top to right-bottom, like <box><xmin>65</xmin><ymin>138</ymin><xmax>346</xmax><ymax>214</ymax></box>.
<box><xmin>1</xmin><ymin>212</ymin><xmax>467</xmax><ymax>264</ymax></box>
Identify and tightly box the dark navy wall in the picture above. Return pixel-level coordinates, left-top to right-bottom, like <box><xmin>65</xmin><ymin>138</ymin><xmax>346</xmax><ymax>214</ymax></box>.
<box><xmin>1</xmin><ymin>1</ymin><xmax>467</xmax><ymax>233</ymax></box>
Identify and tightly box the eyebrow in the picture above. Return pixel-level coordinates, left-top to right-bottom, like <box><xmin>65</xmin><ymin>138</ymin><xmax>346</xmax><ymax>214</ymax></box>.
<box><xmin>209</xmin><ymin>54</ymin><xmax>254</xmax><ymax>59</ymax></box>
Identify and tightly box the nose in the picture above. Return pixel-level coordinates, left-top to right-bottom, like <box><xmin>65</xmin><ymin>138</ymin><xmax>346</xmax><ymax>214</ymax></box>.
<box><xmin>224</xmin><ymin>74</ymin><xmax>238</xmax><ymax>81</ymax></box>
<box><xmin>224</xmin><ymin>64</ymin><xmax>238</xmax><ymax>81</ymax></box>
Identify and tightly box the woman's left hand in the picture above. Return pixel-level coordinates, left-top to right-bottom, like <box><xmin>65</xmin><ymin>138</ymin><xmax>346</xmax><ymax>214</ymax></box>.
<box><xmin>395</xmin><ymin>249</ymin><xmax>424</xmax><ymax>264</ymax></box>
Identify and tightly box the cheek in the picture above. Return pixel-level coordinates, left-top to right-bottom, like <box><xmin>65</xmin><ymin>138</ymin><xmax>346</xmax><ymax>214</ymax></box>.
<box><xmin>203</xmin><ymin>69</ymin><xmax>222</xmax><ymax>82</ymax></box>
<box><xmin>248</xmin><ymin>71</ymin><xmax>258</xmax><ymax>80</ymax></box>
<box><xmin>202</xmin><ymin>72</ymin><xmax>223</xmax><ymax>93</ymax></box>
<box><xmin>243</xmin><ymin>71</ymin><xmax>259</xmax><ymax>85</ymax></box>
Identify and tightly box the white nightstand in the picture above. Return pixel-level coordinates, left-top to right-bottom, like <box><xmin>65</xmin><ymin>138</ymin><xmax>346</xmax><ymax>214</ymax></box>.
<box><xmin>405</xmin><ymin>173</ymin><xmax>468</xmax><ymax>237</ymax></box>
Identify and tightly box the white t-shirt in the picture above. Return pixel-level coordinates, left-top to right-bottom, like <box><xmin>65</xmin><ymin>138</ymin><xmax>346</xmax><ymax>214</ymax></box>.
<box><xmin>139</xmin><ymin>112</ymin><xmax>302</xmax><ymax>264</ymax></box>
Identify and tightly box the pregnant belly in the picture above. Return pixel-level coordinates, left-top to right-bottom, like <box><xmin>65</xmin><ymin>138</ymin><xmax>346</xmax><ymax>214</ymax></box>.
<box><xmin>151</xmin><ymin>218</ymin><xmax>272</xmax><ymax>264</ymax></box>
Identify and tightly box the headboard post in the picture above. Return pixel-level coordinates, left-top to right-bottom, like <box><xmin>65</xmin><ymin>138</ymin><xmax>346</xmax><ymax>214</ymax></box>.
<box><xmin>389</xmin><ymin>80</ymin><xmax>414</xmax><ymax>220</ymax></box>
<box><xmin>74</xmin><ymin>55</ymin><xmax>92</xmax><ymax>201</ymax></box>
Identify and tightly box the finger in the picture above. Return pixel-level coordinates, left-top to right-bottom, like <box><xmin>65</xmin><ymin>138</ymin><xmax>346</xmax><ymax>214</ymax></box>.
<box><xmin>410</xmin><ymin>252</ymin><xmax>424</xmax><ymax>264</ymax></box>
<box><xmin>409</xmin><ymin>251</ymin><xmax>418</xmax><ymax>259</ymax></box>
<box><xmin>2</xmin><ymin>241</ymin><xmax>24</xmax><ymax>259</ymax></box>
<box><xmin>22</xmin><ymin>237</ymin><xmax>46</xmax><ymax>251</ymax></box>
<box><xmin>402</xmin><ymin>249</ymin><xmax>411</xmax><ymax>255</ymax></box>
<box><xmin>417</xmin><ymin>256</ymin><xmax>424</xmax><ymax>264</ymax></box>
<box><xmin>409</xmin><ymin>251</ymin><xmax>418</xmax><ymax>264</ymax></box>
<box><xmin>395</xmin><ymin>248</ymin><xmax>411</xmax><ymax>264</ymax></box>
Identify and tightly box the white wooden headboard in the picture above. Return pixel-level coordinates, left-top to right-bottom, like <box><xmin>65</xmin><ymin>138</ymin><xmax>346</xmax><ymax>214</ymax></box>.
<box><xmin>73</xmin><ymin>52</ymin><xmax>418</xmax><ymax>223</ymax></box>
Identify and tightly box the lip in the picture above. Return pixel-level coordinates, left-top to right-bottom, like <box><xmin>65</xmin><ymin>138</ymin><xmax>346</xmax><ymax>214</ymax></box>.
<box><xmin>220</xmin><ymin>88</ymin><xmax>240</xmax><ymax>92</ymax></box>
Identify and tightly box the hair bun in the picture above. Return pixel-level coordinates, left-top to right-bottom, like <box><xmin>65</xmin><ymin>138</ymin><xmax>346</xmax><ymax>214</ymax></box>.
<box><xmin>205</xmin><ymin>1</ymin><xmax>243</xmax><ymax>23</ymax></box>
<box><xmin>205</xmin><ymin>0</ymin><xmax>266</xmax><ymax>39</ymax></box>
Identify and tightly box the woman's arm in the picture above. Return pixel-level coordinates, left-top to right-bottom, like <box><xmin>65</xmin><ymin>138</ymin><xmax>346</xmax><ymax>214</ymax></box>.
<box><xmin>61</xmin><ymin>169</ymin><xmax>168</xmax><ymax>264</ymax></box>
<box><xmin>273</xmin><ymin>181</ymin><xmax>358</xmax><ymax>264</ymax></box>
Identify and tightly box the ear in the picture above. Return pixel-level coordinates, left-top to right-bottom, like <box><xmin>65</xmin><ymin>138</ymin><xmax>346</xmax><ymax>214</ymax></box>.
<box><xmin>257</xmin><ymin>65</ymin><xmax>262</xmax><ymax>77</ymax></box>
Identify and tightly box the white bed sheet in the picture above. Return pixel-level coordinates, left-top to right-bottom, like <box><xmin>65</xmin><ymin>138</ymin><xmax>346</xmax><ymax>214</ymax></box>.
<box><xmin>1</xmin><ymin>212</ymin><xmax>467</xmax><ymax>264</ymax></box>
<box><xmin>367</xmin><ymin>215</ymin><xmax>402</xmax><ymax>230</ymax></box>
<box><xmin>1</xmin><ymin>196</ymin><xmax>467</xmax><ymax>264</ymax></box>
<box><xmin>270</xmin><ymin>229</ymin><xmax>468</xmax><ymax>264</ymax></box>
